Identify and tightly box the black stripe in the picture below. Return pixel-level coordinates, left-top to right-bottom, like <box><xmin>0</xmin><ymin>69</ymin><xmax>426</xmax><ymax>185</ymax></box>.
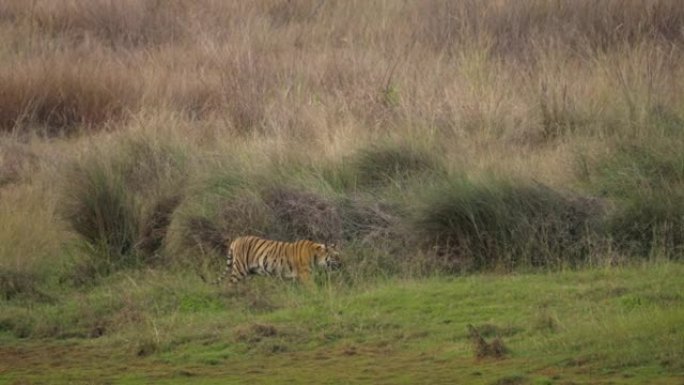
<box><xmin>266</xmin><ymin>241</ymin><xmax>281</xmax><ymax>274</ymax></box>
<box><xmin>244</xmin><ymin>237</ymin><xmax>257</xmax><ymax>265</ymax></box>
<box><xmin>286</xmin><ymin>242</ymin><xmax>294</xmax><ymax>272</ymax></box>
<box><xmin>273</xmin><ymin>242</ymin><xmax>282</xmax><ymax>270</ymax></box>
<box><xmin>253</xmin><ymin>239</ymin><xmax>270</xmax><ymax>266</ymax></box>
<box><xmin>296</xmin><ymin>241</ymin><xmax>304</xmax><ymax>264</ymax></box>
<box><xmin>275</xmin><ymin>241</ymin><xmax>284</xmax><ymax>259</ymax></box>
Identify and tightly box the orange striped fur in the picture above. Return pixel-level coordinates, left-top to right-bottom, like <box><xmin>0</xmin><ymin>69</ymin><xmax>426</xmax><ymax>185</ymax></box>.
<box><xmin>215</xmin><ymin>236</ymin><xmax>341</xmax><ymax>286</ymax></box>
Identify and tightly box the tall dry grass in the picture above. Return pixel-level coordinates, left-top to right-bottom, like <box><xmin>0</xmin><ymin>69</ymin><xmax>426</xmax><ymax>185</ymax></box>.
<box><xmin>0</xmin><ymin>0</ymin><xmax>683</xmax><ymax>279</ymax></box>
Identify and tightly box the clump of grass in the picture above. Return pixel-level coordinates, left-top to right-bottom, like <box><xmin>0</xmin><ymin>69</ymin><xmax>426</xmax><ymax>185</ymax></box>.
<box><xmin>234</xmin><ymin>323</ymin><xmax>279</xmax><ymax>343</ymax></box>
<box><xmin>170</xmin><ymin>163</ymin><xmax>344</xmax><ymax>257</ymax></box>
<box><xmin>338</xmin><ymin>196</ymin><xmax>403</xmax><ymax>244</ymax></box>
<box><xmin>467</xmin><ymin>324</ymin><xmax>508</xmax><ymax>359</ymax></box>
<box><xmin>62</xmin><ymin>161</ymin><xmax>137</xmax><ymax>263</ymax></box>
<box><xmin>0</xmin><ymin>269</ymin><xmax>48</xmax><ymax>302</ymax></box>
<box><xmin>263</xmin><ymin>186</ymin><xmax>342</xmax><ymax>243</ymax></box>
<box><xmin>351</xmin><ymin>143</ymin><xmax>444</xmax><ymax>189</ymax></box>
<box><xmin>173</xmin><ymin>185</ymin><xmax>343</xmax><ymax>267</ymax></box>
<box><xmin>589</xmin><ymin>141</ymin><xmax>684</xmax><ymax>198</ymax></box>
<box><xmin>0</xmin><ymin>142</ymin><xmax>37</xmax><ymax>186</ymax></box>
<box><xmin>232</xmin><ymin>321</ymin><xmax>294</xmax><ymax>355</ymax></box>
<box><xmin>583</xmin><ymin>140</ymin><xmax>684</xmax><ymax>257</ymax></box>
<box><xmin>135</xmin><ymin>194</ymin><xmax>183</xmax><ymax>258</ymax></box>
<box><xmin>538</xmin><ymin>82</ymin><xmax>589</xmax><ymax>141</ymax></box>
<box><xmin>414</xmin><ymin>176</ymin><xmax>603</xmax><ymax>271</ymax></box>
<box><xmin>60</xmin><ymin>137</ymin><xmax>187</xmax><ymax>271</ymax></box>
<box><xmin>171</xmin><ymin>195</ymin><xmax>270</xmax><ymax>267</ymax></box>
<box><xmin>59</xmin><ymin>252</ymin><xmax>105</xmax><ymax>288</ymax></box>
<box><xmin>165</xmin><ymin>164</ymin><xmax>256</xmax><ymax>268</ymax></box>
<box><xmin>136</xmin><ymin>338</ymin><xmax>160</xmax><ymax>357</ymax></box>
<box><xmin>175</xmin><ymin>216</ymin><xmax>228</xmax><ymax>259</ymax></box>
<box><xmin>333</xmin><ymin>196</ymin><xmax>425</xmax><ymax>280</ymax></box>
<box><xmin>611</xmin><ymin>193</ymin><xmax>684</xmax><ymax>258</ymax></box>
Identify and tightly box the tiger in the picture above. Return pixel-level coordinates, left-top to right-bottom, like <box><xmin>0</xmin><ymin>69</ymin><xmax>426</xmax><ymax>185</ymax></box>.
<box><xmin>214</xmin><ymin>235</ymin><xmax>342</xmax><ymax>286</ymax></box>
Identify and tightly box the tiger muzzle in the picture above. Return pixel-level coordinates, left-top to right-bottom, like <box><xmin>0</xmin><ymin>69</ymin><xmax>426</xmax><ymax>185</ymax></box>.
<box><xmin>327</xmin><ymin>259</ymin><xmax>342</xmax><ymax>270</ymax></box>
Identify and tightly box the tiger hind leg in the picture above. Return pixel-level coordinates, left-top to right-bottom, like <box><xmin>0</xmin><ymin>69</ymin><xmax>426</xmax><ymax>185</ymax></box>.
<box><xmin>228</xmin><ymin>260</ymin><xmax>247</xmax><ymax>284</ymax></box>
<box><xmin>214</xmin><ymin>250</ymin><xmax>233</xmax><ymax>285</ymax></box>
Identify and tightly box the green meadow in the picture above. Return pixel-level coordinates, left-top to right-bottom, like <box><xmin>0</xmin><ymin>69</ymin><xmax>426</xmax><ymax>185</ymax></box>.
<box><xmin>2</xmin><ymin>264</ymin><xmax>683</xmax><ymax>384</ymax></box>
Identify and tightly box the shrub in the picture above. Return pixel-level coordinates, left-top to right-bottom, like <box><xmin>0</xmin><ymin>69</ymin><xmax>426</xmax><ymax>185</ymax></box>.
<box><xmin>610</xmin><ymin>193</ymin><xmax>684</xmax><ymax>258</ymax></box>
<box><xmin>60</xmin><ymin>137</ymin><xmax>186</xmax><ymax>270</ymax></box>
<box><xmin>172</xmin><ymin>185</ymin><xmax>343</xmax><ymax>258</ymax></box>
<box><xmin>165</xmin><ymin>163</ymin><xmax>255</xmax><ymax>269</ymax></box>
<box><xmin>135</xmin><ymin>194</ymin><xmax>183</xmax><ymax>257</ymax></box>
<box><xmin>591</xmin><ymin>142</ymin><xmax>684</xmax><ymax>198</ymax></box>
<box><xmin>62</xmin><ymin>161</ymin><xmax>138</xmax><ymax>263</ymax></box>
<box><xmin>585</xmin><ymin>141</ymin><xmax>684</xmax><ymax>257</ymax></box>
<box><xmin>174</xmin><ymin>216</ymin><xmax>228</xmax><ymax>258</ymax></box>
<box><xmin>167</xmin><ymin>170</ymin><xmax>361</xmax><ymax>279</ymax></box>
<box><xmin>263</xmin><ymin>186</ymin><xmax>342</xmax><ymax>243</ymax></box>
<box><xmin>0</xmin><ymin>143</ymin><xmax>37</xmax><ymax>186</ymax></box>
<box><xmin>467</xmin><ymin>324</ymin><xmax>508</xmax><ymax>359</ymax></box>
<box><xmin>0</xmin><ymin>269</ymin><xmax>52</xmax><ymax>302</ymax></box>
<box><xmin>414</xmin><ymin>176</ymin><xmax>603</xmax><ymax>271</ymax></box>
<box><xmin>338</xmin><ymin>196</ymin><xmax>402</xmax><ymax>244</ymax></box>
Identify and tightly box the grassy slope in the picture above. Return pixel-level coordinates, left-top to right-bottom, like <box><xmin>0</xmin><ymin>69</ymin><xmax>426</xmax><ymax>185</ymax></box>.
<box><xmin>1</xmin><ymin>263</ymin><xmax>683</xmax><ymax>384</ymax></box>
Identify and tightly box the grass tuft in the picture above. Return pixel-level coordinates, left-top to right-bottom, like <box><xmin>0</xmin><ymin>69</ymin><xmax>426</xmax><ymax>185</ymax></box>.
<box><xmin>338</xmin><ymin>196</ymin><xmax>403</xmax><ymax>244</ymax></box>
<box><xmin>234</xmin><ymin>323</ymin><xmax>279</xmax><ymax>343</ymax></box>
<box><xmin>582</xmin><ymin>139</ymin><xmax>684</xmax><ymax>257</ymax></box>
<box><xmin>352</xmin><ymin>143</ymin><xmax>444</xmax><ymax>189</ymax></box>
<box><xmin>135</xmin><ymin>194</ymin><xmax>183</xmax><ymax>258</ymax></box>
<box><xmin>60</xmin><ymin>137</ymin><xmax>187</xmax><ymax>271</ymax></box>
<box><xmin>0</xmin><ymin>269</ymin><xmax>48</xmax><ymax>302</ymax></box>
<box><xmin>467</xmin><ymin>324</ymin><xmax>508</xmax><ymax>359</ymax></box>
<box><xmin>263</xmin><ymin>186</ymin><xmax>342</xmax><ymax>243</ymax></box>
<box><xmin>61</xmin><ymin>160</ymin><xmax>137</xmax><ymax>264</ymax></box>
<box><xmin>0</xmin><ymin>143</ymin><xmax>37</xmax><ymax>186</ymax></box>
<box><xmin>415</xmin><ymin>177</ymin><xmax>603</xmax><ymax>271</ymax></box>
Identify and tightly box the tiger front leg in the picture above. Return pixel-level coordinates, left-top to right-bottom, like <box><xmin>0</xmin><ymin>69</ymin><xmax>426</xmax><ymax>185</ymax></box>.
<box><xmin>217</xmin><ymin>266</ymin><xmax>247</xmax><ymax>295</ymax></box>
<box><xmin>297</xmin><ymin>269</ymin><xmax>316</xmax><ymax>289</ymax></box>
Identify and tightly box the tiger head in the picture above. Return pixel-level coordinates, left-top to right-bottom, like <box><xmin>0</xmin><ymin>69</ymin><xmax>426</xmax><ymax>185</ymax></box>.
<box><xmin>313</xmin><ymin>242</ymin><xmax>342</xmax><ymax>270</ymax></box>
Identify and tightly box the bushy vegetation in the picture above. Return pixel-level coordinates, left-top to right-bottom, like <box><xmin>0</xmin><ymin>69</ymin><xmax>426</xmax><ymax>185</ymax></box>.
<box><xmin>414</xmin><ymin>177</ymin><xmax>603</xmax><ymax>270</ymax></box>
<box><xmin>60</xmin><ymin>137</ymin><xmax>186</xmax><ymax>273</ymax></box>
<box><xmin>581</xmin><ymin>138</ymin><xmax>684</xmax><ymax>258</ymax></box>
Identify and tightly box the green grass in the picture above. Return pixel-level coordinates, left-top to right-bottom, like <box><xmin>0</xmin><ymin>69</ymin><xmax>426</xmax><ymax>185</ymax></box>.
<box><xmin>1</xmin><ymin>263</ymin><xmax>682</xmax><ymax>384</ymax></box>
<box><xmin>579</xmin><ymin>137</ymin><xmax>684</xmax><ymax>257</ymax></box>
